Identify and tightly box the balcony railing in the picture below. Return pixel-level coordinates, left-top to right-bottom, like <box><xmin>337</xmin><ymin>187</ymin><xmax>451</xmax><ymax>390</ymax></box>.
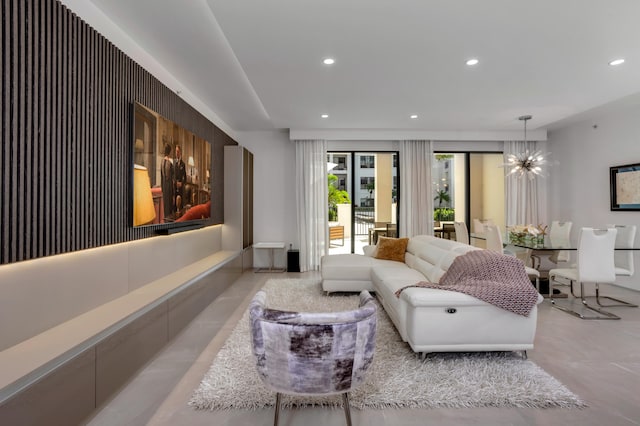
<box><xmin>354</xmin><ymin>207</ymin><xmax>374</xmax><ymax>235</ymax></box>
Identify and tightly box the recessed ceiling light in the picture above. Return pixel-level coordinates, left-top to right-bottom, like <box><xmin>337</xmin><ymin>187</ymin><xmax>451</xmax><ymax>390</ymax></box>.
<box><xmin>609</xmin><ymin>58</ymin><xmax>625</xmax><ymax>66</ymax></box>
<box><xmin>323</xmin><ymin>58</ymin><xmax>335</xmax><ymax>65</ymax></box>
<box><xmin>410</xmin><ymin>115</ymin><xmax>418</xmax><ymax>119</ymax></box>
<box><xmin>466</xmin><ymin>58</ymin><xmax>479</xmax><ymax>66</ymax></box>
<box><xmin>321</xmin><ymin>114</ymin><xmax>329</xmax><ymax>118</ymax></box>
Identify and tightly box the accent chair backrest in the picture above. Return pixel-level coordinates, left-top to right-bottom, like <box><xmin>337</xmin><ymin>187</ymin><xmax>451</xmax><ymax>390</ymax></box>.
<box><xmin>249</xmin><ymin>290</ymin><xmax>377</xmax><ymax>396</ymax></box>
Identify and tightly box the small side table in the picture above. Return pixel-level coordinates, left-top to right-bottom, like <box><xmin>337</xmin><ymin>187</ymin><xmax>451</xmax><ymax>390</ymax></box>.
<box><xmin>253</xmin><ymin>242</ymin><xmax>286</xmax><ymax>273</ymax></box>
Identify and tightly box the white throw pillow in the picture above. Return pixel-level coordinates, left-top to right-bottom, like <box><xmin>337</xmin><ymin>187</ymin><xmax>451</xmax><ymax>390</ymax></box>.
<box><xmin>363</xmin><ymin>244</ymin><xmax>377</xmax><ymax>257</ymax></box>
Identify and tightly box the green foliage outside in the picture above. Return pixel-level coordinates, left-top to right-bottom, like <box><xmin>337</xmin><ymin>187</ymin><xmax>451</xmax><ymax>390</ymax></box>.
<box><xmin>434</xmin><ymin>208</ymin><xmax>455</xmax><ymax>221</ymax></box>
<box><xmin>433</xmin><ymin>189</ymin><xmax>450</xmax><ymax>207</ymax></box>
<box><xmin>366</xmin><ymin>182</ymin><xmax>375</xmax><ymax>198</ymax></box>
<box><xmin>328</xmin><ymin>174</ymin><xmax>350</xmax><ymax>222</ymax></box>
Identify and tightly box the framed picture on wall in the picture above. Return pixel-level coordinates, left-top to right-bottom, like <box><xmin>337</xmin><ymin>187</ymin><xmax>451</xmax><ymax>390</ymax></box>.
<box><xmin>610</xmin><ymin>163</ymin><xmax>640</xmax><ymax>211</ymax></box>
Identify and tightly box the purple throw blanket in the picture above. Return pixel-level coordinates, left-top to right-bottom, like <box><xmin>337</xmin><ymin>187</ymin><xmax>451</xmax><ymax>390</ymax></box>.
<box><xmin>395</xmin><ymin>250</ymin><xmax>539</xmax><ymax>317</ymax></box>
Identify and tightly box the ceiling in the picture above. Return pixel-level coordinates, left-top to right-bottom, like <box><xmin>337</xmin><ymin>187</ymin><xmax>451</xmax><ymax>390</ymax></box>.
<box><xmin>87</xmin><ymin>0</ymin><xmax>640</xmax><ymax>133</ymax></box>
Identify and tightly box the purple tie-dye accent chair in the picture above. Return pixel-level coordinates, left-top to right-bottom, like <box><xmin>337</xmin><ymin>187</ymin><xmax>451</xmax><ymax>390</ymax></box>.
<box><xmin>249</xmin><ymin>290</ymin><xmax>377</xmax><ymax>426</ymax></box>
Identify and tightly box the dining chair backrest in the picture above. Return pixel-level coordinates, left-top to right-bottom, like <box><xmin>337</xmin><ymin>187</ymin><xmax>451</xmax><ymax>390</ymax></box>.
<box><xmin>549</xmin><ymin>220</ymin><xmax>572</xmax><ymax>263</ymax></box>
<box><xmin>484</xmin><ymin>224</ymin><xmax>504</xmax><ymax>253</ymax></box>
<box><xmin>473</xmin><ymin>218</ymin><xmax>494</xmax><ymax>234</ymax></box>
<box><xmin>606</xmin><ymin>224</ymin><xmax>637</xmax><ymax>276</ymax></box>
<box><xmin>473</xmin><ymin>218</ymin><xmax>485</xmax><ymax>234</ymax></box>
<box><xmin>454</xmin><ymin>221</ymin><xmax>469</xmax><ymax>245</ymax></box>
<box><xmin>441</xmin><ymin>222</ymin><xmax>455</xmax><ymax>240</ymax></box>
<box><xmin>577</xmin><ymin>228</ymin><xmax>617</xmax><ymax>284</ymax></box>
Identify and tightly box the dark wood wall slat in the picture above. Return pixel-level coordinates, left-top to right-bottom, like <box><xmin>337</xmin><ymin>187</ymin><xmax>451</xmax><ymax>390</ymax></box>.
<box><xmin>34</xmin><ymin>0</ymin><xmax>41</xmax><ymax>257</ymax></box>
<box><xmin>10</xmin><ymin>0</ymin><xmax>19</xmax><ymax>261</ymax></box>
<box><xmin>2</xmin><ymin>0</ymin><xmax>8</xmax><ymax>263</ymax></box>
<box><xmin>52</xmin><ymin>0</ymin><xmax>60</xmax><ymax>255</ymax></box>
<box><xmin>41</xmin><ymin>0</ymin><xmax>49</xmax><ymax>256</ymax></box>
<box><xmin>29</xmin><ymin>0</ymin><xmax>38</xmax><ymax>258</ymax></box>
<box><xmin>23</xmin><ymin>0</ymin><xmax>33</xmax><ymax>260</ymax></box>
<box><xmin>0</xmin><ymin>0</ymin><xmax>236</xmax><ymax>265</ymax></box>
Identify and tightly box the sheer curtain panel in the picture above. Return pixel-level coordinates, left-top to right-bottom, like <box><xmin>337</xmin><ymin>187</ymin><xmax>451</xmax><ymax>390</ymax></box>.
<box><xmin>504</xmin><ymin>140</ymin><xmax>547</xmax><ymax>226</ymax></box>
<box><xmin>295</xmin><ymin>140</ymin><xmax>328</xmax><ymax>271</ymax></box>
<box><xmin>399</xmin><ymin>140</ymin><xmax>434</xmax><ymax>237</ymax></box>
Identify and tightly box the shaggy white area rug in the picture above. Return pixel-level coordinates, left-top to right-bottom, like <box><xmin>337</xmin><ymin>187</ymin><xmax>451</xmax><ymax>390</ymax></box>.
<box><xmin>190</xmin><ymin>279</ymin><xmax>586</xmax><ymax>410</ymax></box>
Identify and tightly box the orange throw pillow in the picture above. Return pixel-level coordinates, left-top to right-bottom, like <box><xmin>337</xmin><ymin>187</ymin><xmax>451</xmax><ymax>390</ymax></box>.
<box><xmin>375</xmin><ymin>237</ymin><xmax>409</xmax><ymax>262</ymax></box>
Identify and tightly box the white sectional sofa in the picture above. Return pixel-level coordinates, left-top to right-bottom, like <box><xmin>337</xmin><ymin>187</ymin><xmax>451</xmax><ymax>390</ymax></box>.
<box><xmin>321</xmin><ymin>235</ymin><xmax>543</xmax><ymax>354</ymax></box>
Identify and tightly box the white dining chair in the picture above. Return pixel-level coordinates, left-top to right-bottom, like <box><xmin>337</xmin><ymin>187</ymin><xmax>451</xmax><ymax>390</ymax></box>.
<box><xmin>549</xmin><ymin>221</ymin><xmax>573</xmax><ymax>264</ymax></box>
<box><xmin>473</xmin><ymin>218</ymin><xmax>494</xmax><ymax>235</ymax></box>
<box><xmin>454</xmin><ymin>221</ymin><xmax>469</xmax><ymax>245</ymax></box>
<box><xmin>473</xmin><ymin>218</ymin><xmax>485</xmax><ymax>234</ymax></box>
<box><xmin>530</xmin><ymin>220</ymin><xmax>572</xmax><ymax>270</ymax></box>
<box><xmin>549</xmin><ymin>228</ymin><xmax>620</xmax><ymax>320</ymax></box>
<box><xmin>595</xmin><ymin>224</ymin><xmax>638</xmax><ymax>308</ymax></box>
<box><xmin>485</xmin><ymin>224</ymin><xmax>540</xmax><ymax>291</ymax></box>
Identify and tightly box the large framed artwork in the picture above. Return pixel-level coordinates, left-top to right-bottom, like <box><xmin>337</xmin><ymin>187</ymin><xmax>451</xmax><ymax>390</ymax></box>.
<box><xmin>132</xmin><ymin>102</ymin><xmax>212</xmax><ymax>227</ymax></box>
<box><xmin>610</xmin><ymin>163</ymin><xmax>640</xmax><ymax>211</ymax></box>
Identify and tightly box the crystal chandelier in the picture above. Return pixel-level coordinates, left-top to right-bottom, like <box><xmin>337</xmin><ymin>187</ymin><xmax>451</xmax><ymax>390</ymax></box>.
<box><xmin>504</xmin><ymin>115</ymin><xmax>549</xmax><ymax>180</ymax></box>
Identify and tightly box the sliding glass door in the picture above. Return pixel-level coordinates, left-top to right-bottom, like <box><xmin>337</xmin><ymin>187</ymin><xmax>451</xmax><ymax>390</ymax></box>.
<box><xmin>328</xmin><ymin>152</ymin><xmax>398</xmax><ymax>254</ymax></box>
<box><xmin>432</xmin><ymin>152</ymin><xmax>504</xmax><ymax>239</ymax></box>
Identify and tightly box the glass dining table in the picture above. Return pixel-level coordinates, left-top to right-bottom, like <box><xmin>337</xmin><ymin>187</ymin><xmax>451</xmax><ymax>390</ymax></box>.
<box><xmin>470</xmin><ymin>232</ymin><xmax>640</xmax><ymax>251</ymax></box>
<box><xmin>470</xmin><ymin>231</ymin><xmax>639</xmax><ymax>295</ymax></box>
<box><xmin>502</xmin><ymin>234</ymin><xmax>571</xmax><ymax>250</ymax></box>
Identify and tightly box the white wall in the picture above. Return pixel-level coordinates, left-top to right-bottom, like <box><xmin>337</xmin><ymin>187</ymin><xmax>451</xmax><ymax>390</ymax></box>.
<box><xmin>548</xmin><ymin>106</ymin><xmax>640</xmax><ymax>290</ymax></box>
<box><xmin>236</xmin><ymin>131</ymin><xmax>297</xmax><ymax>268</ymax></box>
<box><xmin>482</xmin><ymin>154</ymin><xmax>505</xmax><ymax>230</ymax></box>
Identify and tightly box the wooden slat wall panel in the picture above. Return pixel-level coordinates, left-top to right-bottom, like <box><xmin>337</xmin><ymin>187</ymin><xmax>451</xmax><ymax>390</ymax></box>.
<box><xmin>0</xmin><ymin>0</ymin><xmax>234</xmax><ymax>265</ymax></box>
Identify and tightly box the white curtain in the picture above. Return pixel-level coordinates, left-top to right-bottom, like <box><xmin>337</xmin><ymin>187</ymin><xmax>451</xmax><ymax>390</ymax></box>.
<box><xmin>399</xmin><ymin>140</ymin><xmax>433</xmax><ymax>237</ymax></box>
<box><xmin>504</xmin><ymin>140</ymin><xmax>547</xmax><ymax>226</ymax></box>
<box><xmin>295</xmin><ymin>139</ymin><xmax>328</xmax><ymax>271</ymax></box>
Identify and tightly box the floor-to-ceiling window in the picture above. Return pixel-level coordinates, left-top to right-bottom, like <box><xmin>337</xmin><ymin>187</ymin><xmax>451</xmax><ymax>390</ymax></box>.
<box><xmin>328</xmin><ymin>152</ymin><xmax>399</xmax><ymax>254</ymax></box>
<box><xmin>433</xmin><ymin>152</ymin><xmax>504</xmax><ymax>241</ymax></box>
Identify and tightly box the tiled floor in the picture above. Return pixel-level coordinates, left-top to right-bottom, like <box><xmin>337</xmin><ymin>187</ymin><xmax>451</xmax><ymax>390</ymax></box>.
<box><xmin>86</xmin><ymin>271</ymin><xmax>640</xmax><ymax>426</ymax></box>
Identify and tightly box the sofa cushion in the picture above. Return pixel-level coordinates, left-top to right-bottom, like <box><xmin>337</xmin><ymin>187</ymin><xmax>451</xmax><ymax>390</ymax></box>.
<box><xmin>321</xmin><ymin>254</ymin><xmax>407</xmax><ymax>281</ymax></box>
<box><xmin>362</xmin><ymin>244</ymin><xmax>377</xmax><ymax>257</ymax></box>
<box><xmin>372</xmin><ymin>267</ymin><xmax>425</xmax><ymax>299</ymax></box>
<box><xmin>375</xmin><ymin>237</ymin><xmax>409</xmax><ymax>262</ymax></box>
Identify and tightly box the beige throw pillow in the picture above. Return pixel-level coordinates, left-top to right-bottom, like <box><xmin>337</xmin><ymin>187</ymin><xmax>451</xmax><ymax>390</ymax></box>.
<box><xmin>375</xmin><ymin>237</ymin><xmax>409</xmax><ymax>262</ymax></box>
